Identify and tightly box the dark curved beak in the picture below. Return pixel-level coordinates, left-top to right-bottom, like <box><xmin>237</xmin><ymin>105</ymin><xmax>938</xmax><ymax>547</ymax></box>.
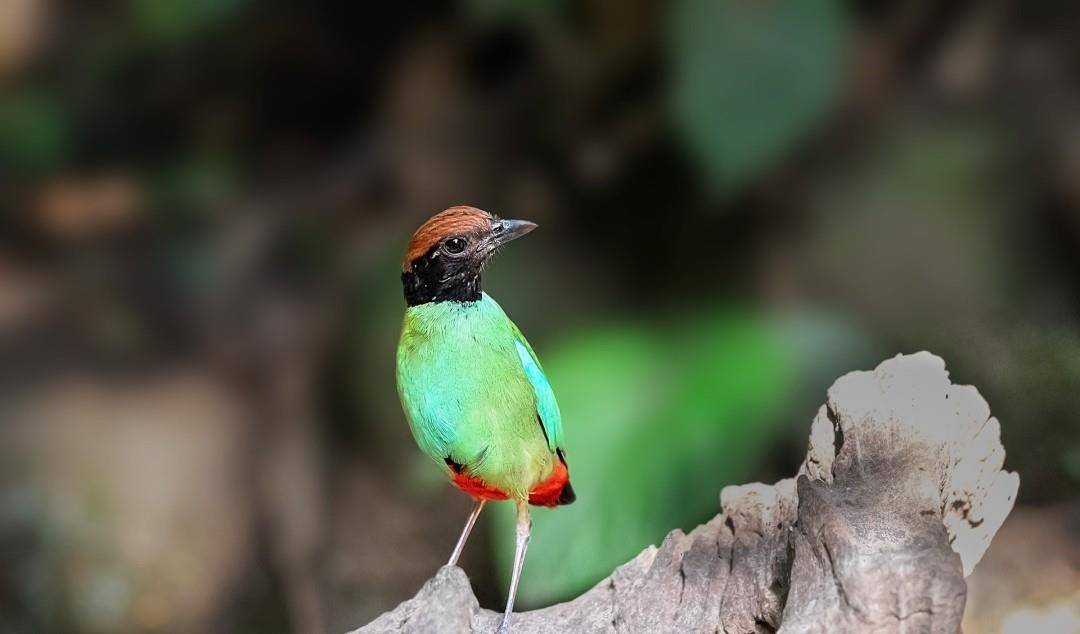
<box><xmin>491</xmin><ymin>218</ymin><xmax>538</xmax><ymax>248</ymax></box>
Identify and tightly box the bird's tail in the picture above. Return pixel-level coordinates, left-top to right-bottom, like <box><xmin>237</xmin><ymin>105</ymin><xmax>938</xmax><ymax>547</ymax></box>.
<box><xmin>557</xmin><ymin>480</ymin><xmax>576</xmax><ymax>505</ymax></box>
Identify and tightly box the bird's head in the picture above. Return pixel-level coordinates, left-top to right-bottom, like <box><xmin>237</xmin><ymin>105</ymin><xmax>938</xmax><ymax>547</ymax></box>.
<box><xmin>401</xmin><ymin>206</ymin><xmax>537</xmax><ymax>306</ymax></box>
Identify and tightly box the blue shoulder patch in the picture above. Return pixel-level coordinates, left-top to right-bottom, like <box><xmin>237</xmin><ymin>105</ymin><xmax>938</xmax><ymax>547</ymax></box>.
<box><xmin>514</xmin><ymin>339</ymin><xmax>563</xmax><ymax>452</ymax></box>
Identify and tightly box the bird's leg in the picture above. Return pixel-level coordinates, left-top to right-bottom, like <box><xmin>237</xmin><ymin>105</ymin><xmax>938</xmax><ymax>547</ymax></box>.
<box><xmin>447</xmin><ymin>498</ymin><xmax>486</xmax><ymax>567</ymax></box>
<box><xmin>497</xmin><ymin>500</ymin><xmax>531</xmax><ymax>634</ymax></box>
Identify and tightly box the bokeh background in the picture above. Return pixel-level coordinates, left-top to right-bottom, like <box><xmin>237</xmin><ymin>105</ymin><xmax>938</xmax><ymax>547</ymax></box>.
<box><xmin>2</xmin><ymin>1</ymin><xmax>1079</xmax><ymax>633</ymax></box>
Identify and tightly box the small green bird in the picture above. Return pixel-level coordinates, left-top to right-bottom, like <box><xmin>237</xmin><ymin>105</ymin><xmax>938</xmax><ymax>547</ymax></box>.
<box><xmin>396</xmin><ymin>206</ymin><xmax>575</xmax><ymax>632</ymax></box>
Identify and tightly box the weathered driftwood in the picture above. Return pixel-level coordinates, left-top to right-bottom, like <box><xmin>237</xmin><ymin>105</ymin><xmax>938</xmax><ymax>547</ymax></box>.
<box><xmin>355</xmin><ymin>352</ymin><xmax>1019</xmax><ymax>633</ymax></box>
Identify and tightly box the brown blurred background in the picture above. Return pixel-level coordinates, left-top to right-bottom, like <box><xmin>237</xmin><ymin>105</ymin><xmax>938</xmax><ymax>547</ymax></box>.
<box><xmin>1</xmin><ymin>1</ymin><xmax>1079</xmax><ymax>633</ymax></box>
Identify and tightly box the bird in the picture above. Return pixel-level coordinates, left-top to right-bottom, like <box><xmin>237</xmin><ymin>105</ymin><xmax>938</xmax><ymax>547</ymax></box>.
<box><xmin>396</xmin><ymin>205</ymin><xmax>575</xmax><ymax>633</ymax></box>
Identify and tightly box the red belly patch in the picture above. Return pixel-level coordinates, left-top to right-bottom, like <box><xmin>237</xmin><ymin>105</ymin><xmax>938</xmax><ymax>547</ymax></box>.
<box><xmin>448</xmin><ymin>460</ymin><xmax>573</xmax><ymax>507</ymax></box>
<box><xmin>451</xmin><ymin>470</ymin><xmax>510</xmax><ymax>501</ymax></box>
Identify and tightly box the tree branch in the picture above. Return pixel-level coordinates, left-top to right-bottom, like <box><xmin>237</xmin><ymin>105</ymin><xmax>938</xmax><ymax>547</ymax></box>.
<box><xmin>354</xmin><ymin>352</ymin><xmax>1019</xmax><ymax>633</ymax></box>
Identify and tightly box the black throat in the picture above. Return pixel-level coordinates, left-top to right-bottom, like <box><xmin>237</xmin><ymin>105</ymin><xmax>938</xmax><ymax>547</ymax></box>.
<box><xmin>402</xmin><ymin>245</ymin><xmax>483</xmax><ymax>306</ymax></box>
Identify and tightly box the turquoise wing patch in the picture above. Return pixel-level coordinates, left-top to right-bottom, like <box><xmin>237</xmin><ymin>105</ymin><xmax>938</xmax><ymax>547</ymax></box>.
<box><xmin>514</xmin><ymin>339</ymin><xmax>564</xmax><ymax>452</ymax></box>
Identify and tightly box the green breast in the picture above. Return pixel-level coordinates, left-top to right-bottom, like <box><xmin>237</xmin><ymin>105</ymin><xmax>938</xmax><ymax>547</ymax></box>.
<box><xmin>396</xmin><ymin>293</ymin><xmax>555</xmax><ymax>497</ymax></box>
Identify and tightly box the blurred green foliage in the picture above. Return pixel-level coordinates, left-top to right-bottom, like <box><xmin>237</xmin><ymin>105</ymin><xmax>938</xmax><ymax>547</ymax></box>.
<box><xmin>152</xmin><ymin>154</ymin><xmax>239</xmax><ymax>223</ymax></box>
<box><xmin>0</xmin><ymin>91</ymin><xmax>69</xmax><ymax>176</ymax></box>
<box><xmin>670</xmin><ymin>0</ymin><xmax>848</xmax><ymax>192</ymax></box>
<box><xmin>491</xmin><ymin>309</ymin><xmax>799</xmax><ymax>604</ymax></box>
<box><xmin>129</xmin><ymin>0</ymin><xmax>251</xmax><ymax>44</ymax></box>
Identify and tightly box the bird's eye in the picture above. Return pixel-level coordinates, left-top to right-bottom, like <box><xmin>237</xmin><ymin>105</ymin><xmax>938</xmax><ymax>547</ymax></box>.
<box><xmin>444</xmin><ymin>237</ymin><xmax>467</xmax><ymax>254</ymax></box>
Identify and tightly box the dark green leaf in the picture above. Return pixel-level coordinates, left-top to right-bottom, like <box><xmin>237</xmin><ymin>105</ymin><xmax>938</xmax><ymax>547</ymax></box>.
<box><xmin>669</xmin><ymin>0</ymin><xmax>848</xmax><ymax>192</ymax></box>
<box><xmin>0</xmin><ymin>91</ymin><xmax>69</xmax><ymax>174</ymax></box>
<box><xmin>128</xmin><ymin>0</ymin><xmax>251</xmax><ymax>44</ymax></box>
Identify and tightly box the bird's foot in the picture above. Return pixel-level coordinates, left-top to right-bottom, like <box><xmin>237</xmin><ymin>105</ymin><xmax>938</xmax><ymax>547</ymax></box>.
<box><xmin>496</xmin><ymin>614</ymin><xmax>511</xmax><ymax>634</ymax></box>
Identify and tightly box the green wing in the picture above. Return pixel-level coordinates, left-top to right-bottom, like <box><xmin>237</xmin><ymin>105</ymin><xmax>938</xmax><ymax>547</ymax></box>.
<box><xmin>510</xmin><ymin>322</ymin><xmax>564</xmax><ymax>453</ymax></box>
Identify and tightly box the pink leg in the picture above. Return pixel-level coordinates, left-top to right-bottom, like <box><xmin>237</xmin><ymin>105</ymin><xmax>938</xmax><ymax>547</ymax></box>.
<box><xmin>497</xmin><ymin>500</ymin><xmax>531</xmax><ymax>634</ymax></box>
<box><xmin>447</xmin><ymin>498</ymin><xmax>485</xmax><ymax>567</ymax></box>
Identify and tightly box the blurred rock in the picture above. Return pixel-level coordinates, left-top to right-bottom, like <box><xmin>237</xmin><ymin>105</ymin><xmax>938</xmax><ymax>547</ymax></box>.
<box><xmin>0</xmin><ymin>373</ymin><xmax>255</xmax><ymax>632</ymax></box>
<box><xmin>32</xmin><ymin>174</ymin><xmax>142</xmax><ymax>242</ymax></box>
<box><xmin>963</xmin><ymin>502</ymin><xmax>1080</xmax><ymax>634</ymax></box>
<box><xmin>0</xmin><ymin>0</ymin><xmax>48</xmax><ymax>78</ymax></box>
<box><xmin>0</xmin><ymin>260</ymin><xmax>56</xmax><ymax>333</ymax></box>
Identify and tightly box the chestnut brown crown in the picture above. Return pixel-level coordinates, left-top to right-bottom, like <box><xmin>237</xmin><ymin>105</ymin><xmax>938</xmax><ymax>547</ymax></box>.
<box><xmin>403</xmin><ymin>206</ymin><xmax>494</xmax><ymax>272</ymax></box>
